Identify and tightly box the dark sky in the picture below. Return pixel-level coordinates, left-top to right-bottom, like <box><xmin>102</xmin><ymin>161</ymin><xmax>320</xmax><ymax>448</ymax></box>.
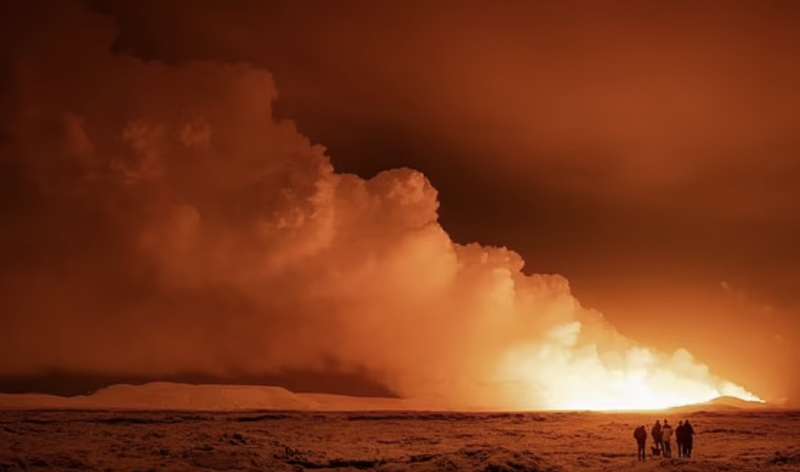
<box><xmin>2</xmin><ymin>0</ymin><xmax>798</xmax><ymax>405</ymax></box>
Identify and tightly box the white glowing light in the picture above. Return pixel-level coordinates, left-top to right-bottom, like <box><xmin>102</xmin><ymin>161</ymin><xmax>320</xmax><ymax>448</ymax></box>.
<box><xmin>498</xmin><ymin>322</ymin><xmax>763</xmax><ymax>411</ymax></box>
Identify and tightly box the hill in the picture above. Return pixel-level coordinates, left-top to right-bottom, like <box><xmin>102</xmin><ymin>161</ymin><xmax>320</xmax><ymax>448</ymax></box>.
<box><xmin>667</xmin><ymin>395</ymin><xmax>767</xmax><ymax>413</ymax></box>
<box><xmin>0</xmin><ymin>382</ymin><xmax>441</xmax><ymax>411</ymax></box>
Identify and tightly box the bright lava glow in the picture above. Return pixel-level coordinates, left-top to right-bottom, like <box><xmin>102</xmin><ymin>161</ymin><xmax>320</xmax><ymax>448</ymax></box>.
<box><xmin>499</xmin><ymin>322</ymin><xmax>764</xmax><ymax>411</ymax></box>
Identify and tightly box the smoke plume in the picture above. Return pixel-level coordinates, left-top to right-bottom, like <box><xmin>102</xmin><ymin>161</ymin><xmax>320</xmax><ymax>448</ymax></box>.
<box><xmin>0</xmin><ymin>2</ymin><xmax>760</xmax><ymax>409</ymax></box>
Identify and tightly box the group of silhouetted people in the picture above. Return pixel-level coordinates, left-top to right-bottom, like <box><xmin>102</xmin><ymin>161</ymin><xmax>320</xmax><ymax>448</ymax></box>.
<box><xmin>633</xmin><ymin>419</ymin><xmax>695</xmax><ymax>461</ymax></box>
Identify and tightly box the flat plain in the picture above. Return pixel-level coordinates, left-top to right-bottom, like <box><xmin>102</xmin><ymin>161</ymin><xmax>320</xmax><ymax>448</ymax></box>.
<box><xmin>1</xmin><ymin>409</ymin><xmax>799</xmax><ymax>471</ymax></box>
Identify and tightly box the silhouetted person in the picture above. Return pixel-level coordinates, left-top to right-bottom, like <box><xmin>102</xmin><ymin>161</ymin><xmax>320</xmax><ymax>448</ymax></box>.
<box><xmin>662</xmin><ymin>419</ymin><xmax>673</xmax><ymax>458</ymax></box>
<box><xmin>634</xmin><ymin>425</ymin><xmax>648</xmax><ymax>461</ymax></box>
<box><xmin>676</xmin><ymin>420</ymin><xmax>685</xmax><ymax>457</ymax></box>
<box><xmin>683</xmin><ymin>420</ymin><xmax>695</xmax><ymax>458</ymax></box>
<box><xmin>651</xmin><ymin>420</ymin><xmax>663</xmax><ymax>455</ymax></box>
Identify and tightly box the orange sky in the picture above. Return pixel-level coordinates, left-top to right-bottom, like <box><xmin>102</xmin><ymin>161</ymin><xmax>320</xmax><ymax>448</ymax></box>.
<box><xmin>1</xmin><ymin>0</ymin><xmax>797</xmax><ymax>406</ymax></box>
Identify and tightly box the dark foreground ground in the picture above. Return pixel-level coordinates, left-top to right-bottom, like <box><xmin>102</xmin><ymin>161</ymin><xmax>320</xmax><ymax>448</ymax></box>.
<box><xmin>1</xmin><ymin>409</ymin><xmax>799</xmax><ymax>471</ymax></box>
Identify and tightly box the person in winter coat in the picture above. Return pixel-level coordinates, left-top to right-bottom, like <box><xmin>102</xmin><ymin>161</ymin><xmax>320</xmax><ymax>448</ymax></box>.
<box><xmin>683</xmin><ymin>420</ymin><xmax>696</xmax><ymax>458</ymax></box>
<box><xmin>634</xmin><ymin>425</ymin><xmax>648</xmax><ymax>461</ymax></box>
<box><xmin>651</xmin><ymin>420</ymin><xmax>663</xmax><ymax>454</ymax></box>
<box><xmin>661</xmin><ymin>419</ymin><xmax>674</xmax><ymax>458</ymax></box>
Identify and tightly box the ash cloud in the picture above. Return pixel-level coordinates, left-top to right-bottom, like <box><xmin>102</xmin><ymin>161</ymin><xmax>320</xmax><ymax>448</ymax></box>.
<box><xmin>0</xmin><ymin>2</ymin><xmax>760</xmax><ymax>408</ymax></box>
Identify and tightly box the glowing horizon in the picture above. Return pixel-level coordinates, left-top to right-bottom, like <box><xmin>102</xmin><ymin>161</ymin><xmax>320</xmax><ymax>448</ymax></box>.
<box><xmin>496</xmin><ymin>322</ymin><xmax>763</xmax><ymax>411</ymax></box>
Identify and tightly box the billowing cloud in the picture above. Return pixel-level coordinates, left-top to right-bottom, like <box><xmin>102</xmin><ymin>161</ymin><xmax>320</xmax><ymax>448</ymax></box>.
<box><xmin>0</xmin><ymin>2</ymin><xmax>761</xmax><ymax>409</ymax></box>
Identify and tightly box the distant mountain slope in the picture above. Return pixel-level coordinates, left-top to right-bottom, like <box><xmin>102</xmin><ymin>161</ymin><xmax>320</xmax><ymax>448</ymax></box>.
<box><xmin>0</xmin><ymin>383</ymin><xmax>770</xmax><ymax>412</ymax></box>
<box><xmin>0</xmin><ymin>382</ymin><xmax>441</xmax><ymax>411</ymax></box>
<box><xmin>667</xmin><ymin>395</ymin><xmax>767</xmax><ymax>413</ymax></box>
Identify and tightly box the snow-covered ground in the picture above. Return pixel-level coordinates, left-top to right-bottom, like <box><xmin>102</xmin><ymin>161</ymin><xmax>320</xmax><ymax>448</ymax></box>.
<box><xmin>2</xmin><ymin>408</ymin><xmax>799</xmax><ymax>471</ymax></box>
<box><xmin>0</xmin><ymin>383</ymin><xmax>796</xmax><ymax>471</ymax></box>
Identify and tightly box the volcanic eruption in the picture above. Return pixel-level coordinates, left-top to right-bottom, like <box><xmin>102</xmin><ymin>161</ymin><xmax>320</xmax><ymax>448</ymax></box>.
<box><xmin>0</xmin><ymin>1</ymin><xmax>764</xmax><ymax>411</ymax></box>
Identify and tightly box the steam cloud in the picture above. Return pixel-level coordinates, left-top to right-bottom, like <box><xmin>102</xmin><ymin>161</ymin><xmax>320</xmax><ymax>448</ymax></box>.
<box><xmin>0</xmin><ymin>3</ymin><xmax>759</xmax><ymax>409</ymax></box>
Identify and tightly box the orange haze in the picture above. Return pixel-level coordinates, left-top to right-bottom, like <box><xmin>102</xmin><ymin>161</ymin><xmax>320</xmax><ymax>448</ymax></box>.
<box><xmin>0</xmin><ymin>1</ymin><xmax>790</xmax><ymax>408</ymax></box>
